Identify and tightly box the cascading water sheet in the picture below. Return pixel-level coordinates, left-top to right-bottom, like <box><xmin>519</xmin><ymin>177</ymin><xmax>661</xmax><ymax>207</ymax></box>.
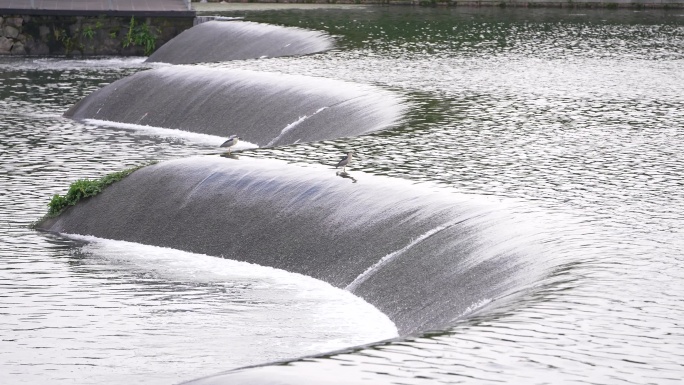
<box><xmin>146</xmin><ymin>20</ymin><xmax>334</xmax><ymax>64</ymax></box>
<box><xmin>64</xmin><ymin>66</ymin><xmax>406</xmax><ymax>147</ymax></box>
<box><xmin>38</xmin><ymin>156</ymin><xmax>558</xmax><ymax>336</ymax></box>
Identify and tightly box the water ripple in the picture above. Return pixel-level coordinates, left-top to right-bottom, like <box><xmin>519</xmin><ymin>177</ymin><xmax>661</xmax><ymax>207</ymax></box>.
<box><xmin>3</xmin><ymin>7</ymin><xmax>684</xmax><ymax>385</ymax></box>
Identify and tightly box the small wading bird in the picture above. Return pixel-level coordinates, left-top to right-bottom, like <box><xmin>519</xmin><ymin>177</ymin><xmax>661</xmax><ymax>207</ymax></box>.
<box><xmin>220</xmin><ymin>135</ymin><xmax>240</xmax><ymax>154</ymax></box>
<box><xmin>336</xmin><ymin>151</ymin><xmax>355</xmax><ymax>173</ymax></box>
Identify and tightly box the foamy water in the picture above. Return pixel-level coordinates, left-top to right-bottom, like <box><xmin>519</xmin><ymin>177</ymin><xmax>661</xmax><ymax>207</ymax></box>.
<box><xmin>1</xmin><ymin>234</ymin><xmax>396</xmax><ymax>385</ymax></box>
<box><xmin>83</xmin><ymin>119</ymin><xmax>260</xmax><ymax>149</ymax></box>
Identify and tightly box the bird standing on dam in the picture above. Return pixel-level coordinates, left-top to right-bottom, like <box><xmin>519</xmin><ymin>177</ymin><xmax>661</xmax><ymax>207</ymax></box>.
<box><xmin>336</xmin><ymin>151</ymin><xmax>355</xmax><ymax>173</ymax></box>
<box><xmin>220</xmin><ymin>135</ymin><xmax>240</xmax><ymax>154</ymax></box>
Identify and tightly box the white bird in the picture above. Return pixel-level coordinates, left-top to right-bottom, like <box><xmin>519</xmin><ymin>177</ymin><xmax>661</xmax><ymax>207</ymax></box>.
<box><xmin>336</xmin><ymin>151</ymin><xmax>355</xmax><ymax>172</ymax></box>
<box><xmin>220</xmin><ymin>135</ymin><xmax>240</xmax><ymax>154</ymax></box>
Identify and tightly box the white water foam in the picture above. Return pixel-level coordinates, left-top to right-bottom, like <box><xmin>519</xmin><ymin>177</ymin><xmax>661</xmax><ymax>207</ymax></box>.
<box><xmin>83</xmin><ymin>118</ymin><xmax>260</xmax><ymax>149</ymax></box>
<box><xmin>66</xmin><ymin>234</ymin><xmax>398</xmax><ymax>347</ymax></box>
<box><xmin>266</xmin><ymin>107</ymin><xmax>328</xmax><ymax>147</ymax></box>
<box><xmin>346</xmin><ymin>217</ymin><xmax>468</xmax><ymax>291</ymax></box>
<box><xmin>0</xmin><ymin>56</ymin><xmax>149</xmax><ymax>71</ymax></box>
<box><xmin>458</xmin><ymin>298</ymin><xmax>493</xmax><ymax>318</ymax></box>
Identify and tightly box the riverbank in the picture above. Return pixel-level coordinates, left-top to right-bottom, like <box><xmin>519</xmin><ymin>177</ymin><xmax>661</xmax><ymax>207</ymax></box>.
<box><xmin>2</xmin><ymin>0</ymin><xmax>681</xmax><ymax>57</ymax></box>
<box><xmin>0</xmin><ymin>0</ymin><xmax>194</xmax><ymax>56</ymax></box>
<box><xmin>192</xmin><ymin>0</ymin><xmax>684</xmax><ymax>10</ymax></box>
<box><xmin>0</xmin><ymin>15</ymin><xmax>192</xmax><ymax>56</ymax></box>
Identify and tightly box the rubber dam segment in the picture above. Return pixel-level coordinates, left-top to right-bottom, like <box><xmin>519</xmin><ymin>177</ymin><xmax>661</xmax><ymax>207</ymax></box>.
<box><xmin>64</xmin><ymin>66</ymin><xmax>406</xmax><ymax>147</ymax></box>
<box><xmin>38</xmin><ymin>157</ymin><xmax>549</xmax><ymax>335</ymax></box>
<box><xmin>146</xmin><ymin>20</ymin><xmax>334</xmax><ymax>64</ymax></box>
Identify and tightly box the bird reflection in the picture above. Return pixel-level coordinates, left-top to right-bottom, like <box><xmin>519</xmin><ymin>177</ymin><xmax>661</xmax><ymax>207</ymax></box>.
<box><xmin>336</xmin><ymin>170</ymin><xmax>357</xmax><ymax>183</ymax></box>
<box><xmin>220</xmin><ymin>153</ymin><xmax>240</xmax><ymax>160</ymax></box>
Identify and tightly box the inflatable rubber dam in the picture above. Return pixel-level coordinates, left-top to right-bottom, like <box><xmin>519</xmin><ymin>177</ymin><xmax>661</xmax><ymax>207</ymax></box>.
<box><xmin>38</xmin><ymin>157</ymin><xmax>550</xmax><ymax>336</ymax></box>
<box><xmin>146</xmin><ymin>20</ymin><xmax>334</xmax><ymax>64</ymax></box>
<box><xmin>64</xmin><ymin>66</ymin><xmax>406</xmax><ymax>147</ymax></box>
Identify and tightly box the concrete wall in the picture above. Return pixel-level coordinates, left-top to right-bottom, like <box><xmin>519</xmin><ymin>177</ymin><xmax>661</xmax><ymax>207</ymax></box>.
<box><xmin>0</xmin><ymin>14</ymin><xmax>193</xmax><ymax>56</ymax></box>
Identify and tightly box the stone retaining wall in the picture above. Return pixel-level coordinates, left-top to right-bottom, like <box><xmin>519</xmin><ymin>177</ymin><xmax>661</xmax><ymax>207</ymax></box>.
<box><xmin>0</xmin><ymin>14</ymin><xmax>193</xmax><ymax>56</ymax></box>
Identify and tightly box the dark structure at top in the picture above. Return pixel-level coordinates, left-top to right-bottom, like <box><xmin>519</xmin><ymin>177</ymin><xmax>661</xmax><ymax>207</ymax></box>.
<box><xmin>0</xmin><ymin>0</ymin><xmax>195</xmax><ymax>56</ymax></box>
<box><xmin>0</xmin><ymin>0</ymin><xmax>194</xmax><ymax>17</ymax></box>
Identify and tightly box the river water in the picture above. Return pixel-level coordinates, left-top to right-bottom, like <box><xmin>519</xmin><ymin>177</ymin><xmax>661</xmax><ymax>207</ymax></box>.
<box><xmin>1</xmin><ymin>6</ymin><xmax>683</xmax><ymax>385</ymax></box>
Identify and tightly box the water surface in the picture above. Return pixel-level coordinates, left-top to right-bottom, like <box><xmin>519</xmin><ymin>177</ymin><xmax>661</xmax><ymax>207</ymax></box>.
<box><xmin>2</xmin><ymin>6</ymin><xmax>683</xmax><ymax>385</ymax></box>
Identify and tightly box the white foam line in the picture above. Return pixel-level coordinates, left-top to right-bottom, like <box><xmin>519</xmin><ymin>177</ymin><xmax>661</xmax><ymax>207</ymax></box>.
<box><xmin>346</xmin><ymin>218</ymin><xmax>465</xmax><ymax>291</ymax></box>
<box><xmin>266</xmin><ymin>107</ymin><xmax>328</xmax><ymax>147</ymax></box>
<box><xmin>83</xmin><ymin>118</ymin><xmax>259</xmax><ymax>149</ymax></box>
<box><xmin>459</xmin><ymin>298</ymin><xmax>493</xmax><ymax>318</ymax></box>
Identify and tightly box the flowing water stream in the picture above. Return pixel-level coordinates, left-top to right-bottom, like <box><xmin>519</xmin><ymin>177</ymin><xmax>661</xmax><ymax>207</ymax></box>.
<box><xmin>1</xmin><ymin>6</ymin><xmax>683</xmax><ymax>385</ymax></box>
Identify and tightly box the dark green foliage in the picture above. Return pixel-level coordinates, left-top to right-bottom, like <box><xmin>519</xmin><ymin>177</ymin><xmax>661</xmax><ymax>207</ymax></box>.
<box><xmin>82</xmin><ymin>25</ymin><xmax>95</xmax><ymax>40</ymax></box>
<box><xmin>54</xmin><ymin>28</ymin><xmax>78</xmax><ymax>55</ymax></box>
<box><xmin>47</xmin><ymin>194</ymin><xmax>69</xmax><ymax>215</ymax></box>
<box><xmin>123</xmin><ymin>16</ymin><xmax>159</xmax><ymax>55</ymax></box>
<box><xmin>46</xmin><ymin>163</ymin><xmax>153</xmax><ymax>217</ymax></box>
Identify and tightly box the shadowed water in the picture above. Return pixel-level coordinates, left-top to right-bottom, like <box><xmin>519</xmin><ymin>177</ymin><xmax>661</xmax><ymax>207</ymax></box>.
<box><xmin>2</xmin><ymin>6</ymin><xmax>684</xmax><ymax>385</ymax></box>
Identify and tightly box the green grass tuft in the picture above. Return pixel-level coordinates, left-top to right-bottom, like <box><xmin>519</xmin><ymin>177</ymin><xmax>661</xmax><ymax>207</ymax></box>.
<box><xmin>46</xmin><ymin>162</ymin><xmax>155</xmax><ymax>217</ymax></box>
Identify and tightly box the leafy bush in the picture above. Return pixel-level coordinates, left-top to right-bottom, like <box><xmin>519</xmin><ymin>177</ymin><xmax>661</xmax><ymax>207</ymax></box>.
<box><xmin>123</xmin><ymin>16</ymin><xmax>159</xmax><ymax>56</ymax></box>
<box><xmin>47</xmin><ymin>163</ymin><xmax>153</xmax><ymax>217</ymax></box>
<box><xmin>82</xmin><ymin>25</ymin><xmax>95</xmax><ymax>40</ymax></box>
